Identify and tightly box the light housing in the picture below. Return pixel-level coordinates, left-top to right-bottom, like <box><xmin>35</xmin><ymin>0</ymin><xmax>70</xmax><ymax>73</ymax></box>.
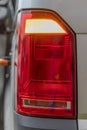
<box><xmin>15</xmin><ymin>10</ymin><xmax>77</xmax><ymax>118</ymax></box>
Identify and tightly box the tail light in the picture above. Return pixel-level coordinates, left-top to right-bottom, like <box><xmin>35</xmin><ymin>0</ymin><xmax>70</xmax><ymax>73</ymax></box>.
<box><xmin>15</xmin><ymin>10</ymin><xmax>77</xmax><ymax>118</ymax></box>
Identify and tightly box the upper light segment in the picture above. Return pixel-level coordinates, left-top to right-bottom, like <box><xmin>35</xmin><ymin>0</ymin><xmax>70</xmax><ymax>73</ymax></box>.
<box><xmin>25</xmin><ymin>19</ymin><xmax>67</xmax><ymax>34</ymax></box>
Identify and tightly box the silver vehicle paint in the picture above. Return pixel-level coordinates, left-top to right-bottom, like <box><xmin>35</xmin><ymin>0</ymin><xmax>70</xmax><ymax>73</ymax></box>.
<box><xmin>12</xmin><ymin>0</ymin><xmax>87</xmax><ymax>130</ymax></box>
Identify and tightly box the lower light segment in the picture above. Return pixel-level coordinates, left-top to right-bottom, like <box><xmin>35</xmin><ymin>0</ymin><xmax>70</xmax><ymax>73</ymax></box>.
<box><xmin>22</xmin><ymin>99</ymin><xmax>71</xmax><ymax>110</ymax></box>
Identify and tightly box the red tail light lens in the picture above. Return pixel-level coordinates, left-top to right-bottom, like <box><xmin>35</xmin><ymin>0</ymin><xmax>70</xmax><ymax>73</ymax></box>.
<box><xmin>15</xmin><ymin>10</ymin><xmax>77</xmax><ymax>118</ymax></box>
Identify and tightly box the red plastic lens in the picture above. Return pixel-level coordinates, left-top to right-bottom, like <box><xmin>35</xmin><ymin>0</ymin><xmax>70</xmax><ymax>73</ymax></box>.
<box><xmin>15</xmin><ymin>10</ymin><xmax>77</xmax><ymax>118</ymax></box>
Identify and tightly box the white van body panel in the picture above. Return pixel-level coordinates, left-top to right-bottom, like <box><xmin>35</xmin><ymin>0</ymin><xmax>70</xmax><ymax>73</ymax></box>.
<box><xmin>77</xmin><ymin>34</ymin><xmax>87</xmax><ymax>130</ymax></box>
<box><xmin>79</xmin><ymin>120</ymin><xmax>87</xmax><ymax>130</ymax></box>
<box><xmin>77</xmin><ymin>34</ymin><xmax>87</xmax><ymax>115</ymax></box>
<box><xmin>17</xmin><ymin>0</ymin><xmax>87</xmax><ymax>33</ymax></box>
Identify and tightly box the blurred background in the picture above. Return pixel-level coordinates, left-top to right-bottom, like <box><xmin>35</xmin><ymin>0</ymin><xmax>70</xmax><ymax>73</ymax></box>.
<box><xmin>0</xmin><ymin>0</ymin><xmax>15</xmax><ymax>129</ymax></box>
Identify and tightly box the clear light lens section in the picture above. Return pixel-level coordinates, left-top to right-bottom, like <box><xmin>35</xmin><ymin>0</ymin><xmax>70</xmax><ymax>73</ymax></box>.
<box><xmin>23</xmin><ymin>99</ymin><xmax>71</xmax><ymax>110</ymax></box>
<box><xmin>25</xmin><ymin>19</ymin><xmax>67</xmax><ymax>34</ymax></box>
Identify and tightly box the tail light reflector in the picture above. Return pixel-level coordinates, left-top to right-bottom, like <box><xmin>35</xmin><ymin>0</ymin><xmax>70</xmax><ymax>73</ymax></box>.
<box><xmin>15</xmin><ymin>10</ymin><xmax>77</xmax><ymax>118</ymax></box>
